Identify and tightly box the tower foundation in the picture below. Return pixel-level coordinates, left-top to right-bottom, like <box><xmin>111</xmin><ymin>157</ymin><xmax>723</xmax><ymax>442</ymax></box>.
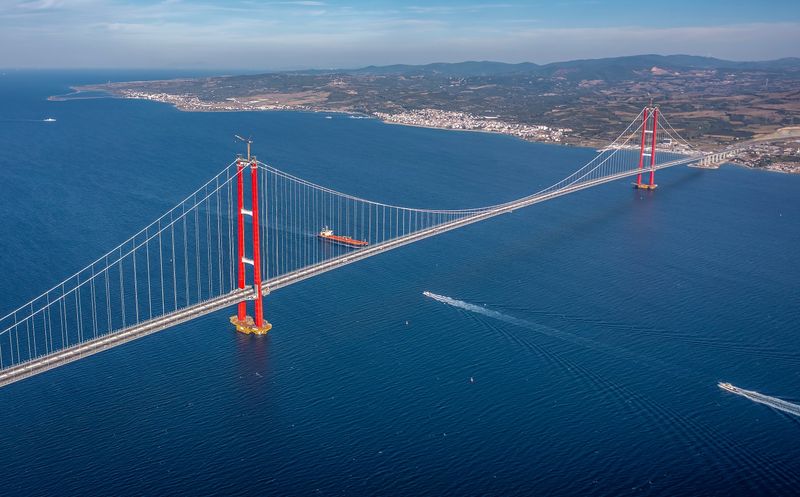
<box><xmin>230</xmin><ymin>315</ymin><xmax>272</xmax><ymax>335</ymax></box>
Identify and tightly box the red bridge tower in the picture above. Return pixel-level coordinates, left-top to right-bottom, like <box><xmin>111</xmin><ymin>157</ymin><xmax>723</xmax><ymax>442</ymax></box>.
<box><xmin>633</xmin><ymin>105</ymin><xmax>659</xmax><ymax>190</ymax></box>
<box><xmin>230</xmin><ymin>140</ymin><xmax>271</xmax><ymax>335</ymax></box>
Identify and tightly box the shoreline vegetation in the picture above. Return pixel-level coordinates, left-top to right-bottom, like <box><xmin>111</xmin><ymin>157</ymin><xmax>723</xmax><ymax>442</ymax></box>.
<box><xmin>52</xmin><ymin>87</ymin><xmax>584</xmax><ymax>145</ymax></box>
<box><xmin>49</xmin><ymin>56</ymin><xmax>800</xmax><ymax>173</ymax></box>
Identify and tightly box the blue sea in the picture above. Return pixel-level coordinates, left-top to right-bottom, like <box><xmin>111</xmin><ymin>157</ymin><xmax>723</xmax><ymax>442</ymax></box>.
<box><xmin>0</xmin><ymin>70</ymin><xmax>799</xmax><ymax>496</ymax></box>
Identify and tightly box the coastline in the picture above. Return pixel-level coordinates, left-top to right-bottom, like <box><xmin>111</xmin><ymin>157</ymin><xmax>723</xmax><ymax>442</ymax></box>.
<box><xmin>54</xmin><ymin>86</ymin><xmax>597</xmax><ymax>148</ymax></box>
<box><xmin>48</xmin><ymin>87</ymin><xmax>117</xmax><ymax>101</ymax></box>
<box><xmin>48</xmin><ymin>88</ymin><xmax>800</xmax><ymax>174</ymax></box>
<box><xmin>374</xmin><ymin>119</ymin><xmax>589</xmax><ymax>147</ymax></box>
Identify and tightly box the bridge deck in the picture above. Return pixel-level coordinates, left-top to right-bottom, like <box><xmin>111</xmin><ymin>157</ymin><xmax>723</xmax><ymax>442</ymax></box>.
<box><xmin>0</xmin><ymin>289</ymin><xmax>251</xmax><ymax>388</ymax></box>
<box><xmin>0</xmin><ymin>152</ymin><xmax>723</xmax><ymax>388</ymax></box>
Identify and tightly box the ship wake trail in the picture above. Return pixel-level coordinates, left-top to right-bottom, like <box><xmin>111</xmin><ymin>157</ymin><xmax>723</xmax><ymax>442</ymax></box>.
<box><xmin>422</xmin><ymin>291</ymin><xmax>532</xmax><ymax>329</ymax></box>
<box><xmin>425</xmin><ymin>292</ymin><xmax>800</xmax><ymax>485</ymax></box>
<box><xmin>721</xmin><ymin>384</ymin><xmax>800</xmax><ymax>417</ymax></box>
<box><xmin>426</xmin><ymin>291</ymin><xmax>800</xmax><ymax>422</ymax></box>
<box><xmin>421</xmin><ymin>291</ymin><xmax>691</xmax><ymax>379</ymax></box>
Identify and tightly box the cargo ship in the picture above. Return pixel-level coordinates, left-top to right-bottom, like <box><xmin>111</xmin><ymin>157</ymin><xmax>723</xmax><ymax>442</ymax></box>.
<box><xmin>318</xmin><ymin>227</ymin><xmax>368</xmax><ymax>248</ymax></box>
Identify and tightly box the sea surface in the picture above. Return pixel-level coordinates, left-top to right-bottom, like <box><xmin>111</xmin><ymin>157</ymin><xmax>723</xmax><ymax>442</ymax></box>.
<box><xmin>0</xmin><ymin>70</ymin><xmax>799</xmax><ymax>496</ymax></box>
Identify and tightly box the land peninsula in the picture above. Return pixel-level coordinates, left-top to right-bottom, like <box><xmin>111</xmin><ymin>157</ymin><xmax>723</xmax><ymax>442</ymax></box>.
<box><xmin>62</xmin><ymin>55</ymin><xmax>800</xmax><ymax>172</ymax></box>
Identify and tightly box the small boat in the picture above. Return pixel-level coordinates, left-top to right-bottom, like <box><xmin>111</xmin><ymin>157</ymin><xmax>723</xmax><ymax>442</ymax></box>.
<box><xmin>318</xmin><ymin>227</ymin><xmax>368</xmax><ymax>248</ymax></box>
<box><xmin>718</xmin><ymin>382</ymin><xmax>739</xmax><ymax>393</ymax></box>
<box><xmin>43</xmin><ymin>118</ymin><xmax>56</xmax><ymax>122</ymax></box>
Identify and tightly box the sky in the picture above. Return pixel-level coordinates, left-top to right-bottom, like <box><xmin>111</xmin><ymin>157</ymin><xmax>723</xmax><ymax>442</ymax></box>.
<box><xmin>1</xmin><ymin>0</ymin><xmax>798</xmax><ymax>69</ymax></box>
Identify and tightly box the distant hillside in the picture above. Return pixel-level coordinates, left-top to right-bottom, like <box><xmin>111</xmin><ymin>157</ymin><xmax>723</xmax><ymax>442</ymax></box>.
<box><xmin>80</xmin><ymin>53</ymin><xmax>800</xmax><ymax>148</ymax></box>
<box><xmin>347</xmin><ymin>61</ymin><xmax>541</xmax><ymax>77</ymax></box>
<box><xmin>288</xmin><ymin>55</ymin><xmax>800</xmax><ymax>81</ymax></box>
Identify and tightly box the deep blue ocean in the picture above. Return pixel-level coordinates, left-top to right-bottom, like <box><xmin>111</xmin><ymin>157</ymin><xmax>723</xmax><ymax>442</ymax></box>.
<box><xmin>0</xmin><ymin>70</ymin><xmax>798</xmax><ymax>496</ymax></box>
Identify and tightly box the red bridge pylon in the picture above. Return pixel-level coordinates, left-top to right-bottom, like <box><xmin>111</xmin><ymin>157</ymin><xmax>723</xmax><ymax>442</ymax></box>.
<box><xmin>230</xmin><ymin>154</ymin><xmax>272</xmax><ymax>335</ymax></box>
<box><xmin>633</xmin><ymin>105</ymin><xmax>659</xmax><ymax>190</ymax></box>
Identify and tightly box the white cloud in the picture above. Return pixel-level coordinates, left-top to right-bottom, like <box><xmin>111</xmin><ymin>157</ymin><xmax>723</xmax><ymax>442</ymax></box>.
<box><xmin>406</xmin><ymin>3</ymin><xmax>513</xmax><ymax>14</ymax></box>
<box><xmin>0</xmin><ymin>1</ymin><xmax>796</xmax><ymax>69</ymax></box>
<box><xmin>14</xmin><ymin>0</ymin><xmax>66</xmax><ymax>10</ymax></box>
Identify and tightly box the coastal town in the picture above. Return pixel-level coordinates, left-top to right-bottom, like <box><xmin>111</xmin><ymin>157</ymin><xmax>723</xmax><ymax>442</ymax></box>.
<box><xmin>374</xmin><ymin>109</ymin><xmax>572</xmax><ymax>143</ymax></box>
<box><xmin>116</xmin><ymin>90</ymin><xmax>300</xmax><ymax>111</ymax></box>
<box><xmin>730</xmin><ymin>141</ymin><xmax>800</xmax><ymax>174</ymax></box>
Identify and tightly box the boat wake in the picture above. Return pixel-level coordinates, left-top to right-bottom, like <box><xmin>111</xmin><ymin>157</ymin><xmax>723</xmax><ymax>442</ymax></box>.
<box><xmin>719</xmin><ymin>383</ymin><xmax>800</xmax><ymax>417</ymax></box>
<box><xmin>421</xmin><ymin>291</ymin><xmax>691</xmax><ymax>378</ymax></box>
<box><xmin>422</xmin><ymin>291</ymin><xmax>800</xmax><ymax>485</ymax></box>
<box><xmin>423</xmin><ymin>291</ymin><xmax>800</xmax><ymax>483</ymax></box>
<box><xmin>422</xmin><ymin>291</ymin><xmax>531</xmax><ymax>328</ymax></box>
<box><xmin>0</xmin><ymin>118</ymin><xmax>53</xmax><ymax>123</ymax></box>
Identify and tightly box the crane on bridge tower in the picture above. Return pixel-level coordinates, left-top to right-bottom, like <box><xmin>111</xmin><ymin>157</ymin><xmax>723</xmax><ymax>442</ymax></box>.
<box><xmin>230</xmin><ymin>135</ymin><xmax>271</xmax><ymax>335</ymax></box>
<box><xmin>234</xmin><ymin>134</ymin><xmax>253</xmax><ymax>160</ymax></box>
<box><xmin>634</xmin><ymin>104</ymin><xmax>659</xmax><ymax>190</ymax></box>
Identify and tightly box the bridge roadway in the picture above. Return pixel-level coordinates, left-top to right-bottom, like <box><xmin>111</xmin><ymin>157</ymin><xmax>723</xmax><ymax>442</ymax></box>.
<box><xmin>0</xmin><ymin>152</ymin><xmax>719</xmax><ymax>388</ymax></box>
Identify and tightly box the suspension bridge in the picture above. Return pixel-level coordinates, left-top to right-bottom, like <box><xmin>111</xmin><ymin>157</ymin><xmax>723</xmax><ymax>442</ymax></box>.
<box><xmin>0</xmin><ymin>106</ymin><xmax>775</xmax><ymax>388</ymax></box>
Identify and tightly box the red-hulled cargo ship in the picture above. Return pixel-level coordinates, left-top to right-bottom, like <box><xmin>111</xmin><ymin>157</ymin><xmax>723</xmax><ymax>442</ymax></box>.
<box><xmin>318</xmin><ymin>227</ymin><xmax>369</xmax><ymax>248</ymax></box>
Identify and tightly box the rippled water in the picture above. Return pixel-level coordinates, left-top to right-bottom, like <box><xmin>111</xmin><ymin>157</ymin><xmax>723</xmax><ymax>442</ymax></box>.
<box><xmin>0</xmin><ymin>71</ymin><xmax>799</xmax><ymax>496</ymax></box>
